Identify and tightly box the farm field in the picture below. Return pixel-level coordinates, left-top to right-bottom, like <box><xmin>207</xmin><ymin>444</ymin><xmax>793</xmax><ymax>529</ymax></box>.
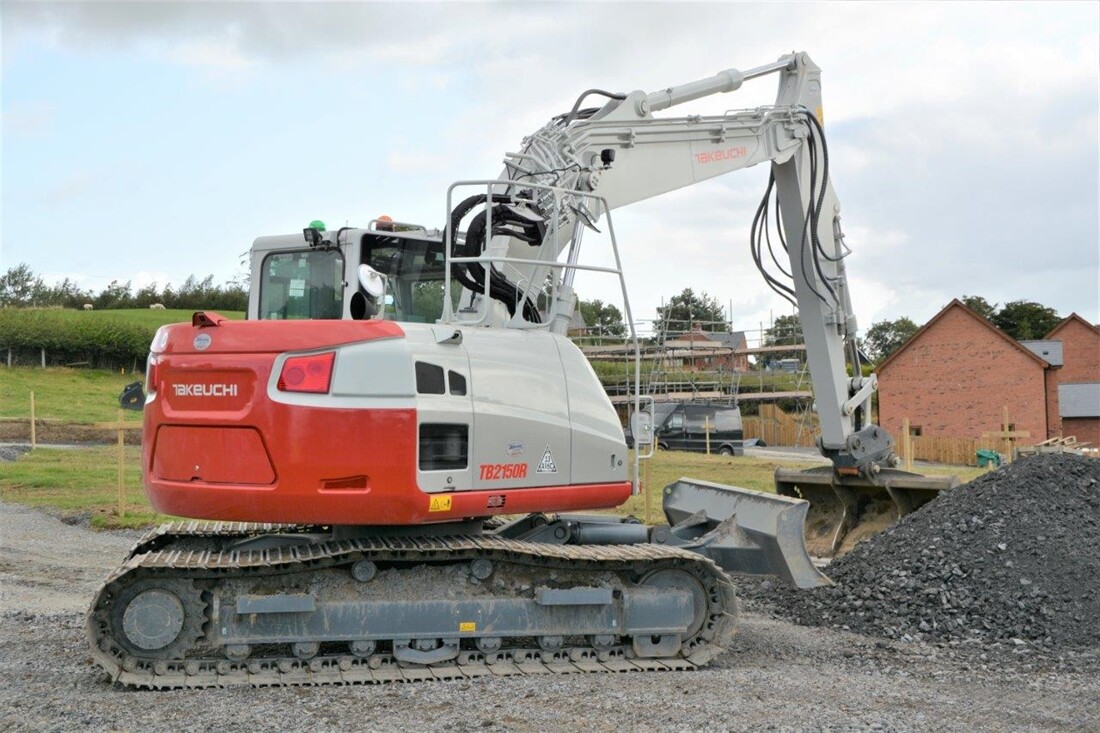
<box><xmin>1</xmin><ymin>307</ymin><xmax>244</xmax><ymax>330</ymax></box>
<box><xmin>1</xmin><ymin>363</ymin><xmax>986</xmax><ymax>528</ymax></box>
<box><xmin>1</xmin><ymin>367</ymin><xmax>144</xmax><ymax>423</ymax></box>
<box><xmin>0</xmin><ymin>440</ymin><xmax>986</xmax><ymax>531</ymax></box>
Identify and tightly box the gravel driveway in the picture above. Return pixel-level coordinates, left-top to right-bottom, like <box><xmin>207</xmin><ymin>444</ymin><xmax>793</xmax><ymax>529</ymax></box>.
<box><xmin>1</xmin><ymin>500</ymin><xmax>1096</xmax><ymax>732</ymax></box>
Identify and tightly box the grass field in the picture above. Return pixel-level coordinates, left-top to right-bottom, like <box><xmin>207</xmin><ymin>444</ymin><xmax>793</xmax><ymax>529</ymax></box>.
<box><xmin>0</xmin><ymin>446</ymin><xmax>171</xmax><ymax>529</ymax></box>
<box><xmin>0</xmin><ymin>445</ymin><xmax>812</xmax><ymax>529</ymax></box>
<box><xmin>0</xmin><ymin>331</ymin><xmax>984</xmax><ymax>531</ymax></box>
<box><xmin>76</xmin><ymin>308</ymin><xmax>244</xmax><ymax>328</ymax></box>
<box><xmin>0</xmin><ymin>444</ymin><xmax>986</xmax><ymax>531</ymax></box>
<box><xmin>0</xmin><ymin>308</ymin><xmax>243</xmax><ymax>423</ymax></box>
<box><xmin>0</xmin><ymin>367</ymin><xmax>147</xmax><ymax>423</ymax></box>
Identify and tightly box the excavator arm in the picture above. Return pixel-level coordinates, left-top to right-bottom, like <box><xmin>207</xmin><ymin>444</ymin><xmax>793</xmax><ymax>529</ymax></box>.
<box><xmin>468</xmin><ymin>52</ymin><xmax>888</xmax><ymax>473</ymax></box>
<box><xmin>454</xmin><ymin>52</ymin><xmax>956</xmax><ymax>554</ymax></box>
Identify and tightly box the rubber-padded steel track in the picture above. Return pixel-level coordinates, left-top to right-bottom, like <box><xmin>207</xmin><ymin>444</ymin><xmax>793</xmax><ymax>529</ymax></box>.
<box><xmin>87</xmin><ymin>522</ymin><xmax>738</xmax><ymax>689</ymax></box>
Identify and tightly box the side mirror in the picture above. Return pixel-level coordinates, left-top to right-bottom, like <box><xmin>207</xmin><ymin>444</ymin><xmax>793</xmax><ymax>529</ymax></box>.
<box><xmin>630</xmin><ymin>410</ymin><xmax>654</xmax><ymax>447</ymax></box>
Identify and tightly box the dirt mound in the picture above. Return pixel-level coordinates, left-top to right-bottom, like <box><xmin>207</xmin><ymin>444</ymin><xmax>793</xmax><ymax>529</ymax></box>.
<box><xmin>748</xmin><ymin>453</ymin><xmax>1100</xmax><ymax>652</ymax></box>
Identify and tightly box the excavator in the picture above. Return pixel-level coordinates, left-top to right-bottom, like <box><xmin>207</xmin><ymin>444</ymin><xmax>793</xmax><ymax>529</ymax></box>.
<box><xmin>88</xmin><ymin>52</ymin><xmax>954</xmax><ymax>688</ymax></box>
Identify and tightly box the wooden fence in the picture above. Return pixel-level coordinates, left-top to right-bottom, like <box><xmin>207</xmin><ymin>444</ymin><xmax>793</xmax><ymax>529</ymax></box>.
<box><xmin>903</xmin><ymin>435</ymin><xmax>1007</xmax><ymax>467</ymax></box>
<box><xmin>742</xmin><ymin>404</ymin><xmax>819</xmax><ymax>449</ymax></box>
<box><xmin>740</xmin><ymin>405</ymin><xmax>1029</xmax><ymax>466</ymax></box>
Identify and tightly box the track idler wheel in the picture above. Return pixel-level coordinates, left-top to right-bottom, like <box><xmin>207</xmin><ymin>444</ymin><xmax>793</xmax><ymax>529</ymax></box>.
<box><xmin>640</xmin><ymin>568</ymin><xmax>707</xmax><ymax>638</ymax></box>
<box><xmin>110</xmin><ymin>579</ymin><xmax>205</xmax><ymax>661</ymax></box>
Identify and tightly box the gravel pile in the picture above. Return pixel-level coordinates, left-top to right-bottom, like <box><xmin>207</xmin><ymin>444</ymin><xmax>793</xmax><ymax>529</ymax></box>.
<box><xmin>750</xmin><ymin>453</ymin><xmax>1100</xmax><ymax>651</ymax></box>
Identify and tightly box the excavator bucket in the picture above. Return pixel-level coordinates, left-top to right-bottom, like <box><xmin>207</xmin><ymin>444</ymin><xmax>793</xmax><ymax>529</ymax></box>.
<box><xmin>774</xmin><ymin>466</ymin><xmax>959</xmax><ymax>557</ymax></box>
<box><xmin>656</xmin><ymin>478</ymin><xmax>831</xmax><ymax>589</ymax></box>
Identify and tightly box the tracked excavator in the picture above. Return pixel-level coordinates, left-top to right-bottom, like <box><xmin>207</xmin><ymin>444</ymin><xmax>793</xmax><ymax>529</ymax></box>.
<box><xmin>88</xmin><ymin>52</ymin><xmax>954</xmax><ymax>688</ymax></box>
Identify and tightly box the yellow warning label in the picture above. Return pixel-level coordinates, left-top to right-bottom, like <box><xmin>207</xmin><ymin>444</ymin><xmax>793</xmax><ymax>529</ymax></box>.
<box><xmin>459</xmin><ymin>622</ymin><xmax>477</xmax><ymax>633</ymax></box>
<box><xmin>815</xmin><ymin>106</ymin><xmax>824</xmax><ymax>125</ymax></box>
<box><xmin>429</xmin><ymin>495</ymin><xmax>453</xmax><ymax>512</ymax></box>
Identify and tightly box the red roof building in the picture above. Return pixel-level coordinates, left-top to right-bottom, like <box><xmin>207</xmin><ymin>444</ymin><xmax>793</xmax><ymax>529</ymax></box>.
<box><xmin>877</xmin><ymin>300</ymin><xmax>1050</xmax><ymax>441</ymax></box>
<box><xmin>877</xmin><ymin>301</ymin><xmax>1100</xmax><ymax>447</ymax></box>
<box><xmin>1043</xmin><ymin>314</ymin><xmax>1100</xmax><ymax>446</ymax></box>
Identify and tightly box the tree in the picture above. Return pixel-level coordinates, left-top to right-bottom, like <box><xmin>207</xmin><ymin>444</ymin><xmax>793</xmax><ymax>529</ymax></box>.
<box><xmin>577</xmin><ymin>299</ymin><xmax>625</xmax><ymax>337</ymax></box>
<box><xmin>862</xmin><ymin>316</ymin><xmax>919</xmax><ymax>363</ymax></box>
<box><xmin>762</xmin><ymin>313</ymin><xmax>803</xmax><ymax>362</ymax></box>
<box><xmin>961</xmin><ymin>295</ymin><xmax>997</xmax><ymax>320</ymax></box>
<box><xmin>655</xmin><ymin>288</ymin><xmax>726</xmax><ymax>340</ymax></box>
<box><xmin>93</xmin><ymin>280</ymin><xmax>133</xmax><ymax>310</ymax></box>
<box><xmin>991</xmin><ymin>300</ymin><xmax>1061</xmax><ymax>340</ymax></box>
<box><xmin>47</xmin><ymin>277</ymin><xmax>91</xmax><ymax>309</ymax></box>
<box><xmin>0</xmin><ymin>264</ymin><xmax>45</xmax><ymax>307</ymax></box>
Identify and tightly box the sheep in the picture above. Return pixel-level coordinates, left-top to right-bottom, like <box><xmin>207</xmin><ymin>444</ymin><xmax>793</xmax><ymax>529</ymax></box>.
<box><xmin>83</xmin><ymin>303</ymin><xmax>94</xmax><ymax>311</ymax></box>
<box><xmin>149</xmin><ymin>303</ymin><xmax>166</xmax><ymax>310</ymax></box>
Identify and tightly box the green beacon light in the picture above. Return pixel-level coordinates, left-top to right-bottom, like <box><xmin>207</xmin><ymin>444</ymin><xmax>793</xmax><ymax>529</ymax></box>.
<box><xmin>309</xmin><ymin>220</ymin><xmax>326</xmax><ymax>230</ymax></box>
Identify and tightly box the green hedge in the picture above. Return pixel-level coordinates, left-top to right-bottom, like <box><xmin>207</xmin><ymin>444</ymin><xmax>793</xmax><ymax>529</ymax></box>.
<box><xmin>0</xmin><ymin>308</ymin><xmax>155</xmax><ymax>362</ymax></box>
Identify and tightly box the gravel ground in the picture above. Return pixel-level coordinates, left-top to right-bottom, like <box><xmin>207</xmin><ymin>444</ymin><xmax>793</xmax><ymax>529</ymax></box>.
<box><xmin>747</xmin><ymin>454</ymin><xmax>1100</xmax><ymax>656</ymax></box>
<box><xmin>1</xmin><ymin>500</ymin><xmax>1098</xmax><ymax>732</ymax></box>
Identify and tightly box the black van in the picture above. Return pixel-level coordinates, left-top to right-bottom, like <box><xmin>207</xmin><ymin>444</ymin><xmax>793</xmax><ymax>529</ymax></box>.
<box><xmin>629</xmin><ymin>401</ymin><xmax>745</xmax><ymax>455</ymax></box>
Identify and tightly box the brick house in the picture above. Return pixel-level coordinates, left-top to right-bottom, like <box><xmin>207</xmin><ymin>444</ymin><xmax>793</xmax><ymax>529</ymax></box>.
<box><xmin>877</xmin><ymin>300</ymin><xmax>1100</xmax><ymax>446</ymax></box>
<box><xmin>664</xmin><ymin>328</ymin><xmax>750</xmax><ymax>372</ymax></box>
<box><xmin>1042</xmin><ymin>314</ymin><xmax>1100</xmax><ymax>446</ymax></box>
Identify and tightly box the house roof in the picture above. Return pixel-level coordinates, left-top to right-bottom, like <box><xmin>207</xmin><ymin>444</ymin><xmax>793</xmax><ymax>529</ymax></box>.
<box><xmin>700</xmin><ymin>330</ymin><xmax>747</xmax><ymax>348</ymax></box>
<box><xmin>1045</xmin><ymin>312</ymin><xmax>1100</xmax><ymax>340</ymax></box>
<box><xmin>877</xmin><ymin>299</ymin><xmax>1051</xmax><ymax>373</ymax></box>
<box><xmin>1058</xmin><ymin>382</ymin><xmax>1100</xmax><ymax>418</ymax></box>
<box><xmin>670</xmin><ymin>330</ymin><xmax>747</xmax><ymax>348</ymax></box>
<box><xmin>1020</xmin><ymin>339</ymin><xmax>1064</xmax><ymax>366</ymax></box>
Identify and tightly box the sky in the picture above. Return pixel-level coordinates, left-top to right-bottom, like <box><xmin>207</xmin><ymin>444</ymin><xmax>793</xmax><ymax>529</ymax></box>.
<box><xmin>2</xmin><ymin>1</ymin><xmax>1098</xmax><ymax>340</ymax></box>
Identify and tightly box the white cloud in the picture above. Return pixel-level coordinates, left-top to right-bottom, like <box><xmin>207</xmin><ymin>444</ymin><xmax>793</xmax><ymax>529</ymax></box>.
<box><xmin>5</xmin><ymin>1</ymin><xmax>1097</xmax><ymax>327</ymax></box>
<box><xmin>164</xmin><ymin>37</ymin><xmax>256</xmax><ymax>74</ymax></box>
<box><xmin>130</xmin><ymin>271</ymin><xmax>175</xmax><ymax>291</ymax></box>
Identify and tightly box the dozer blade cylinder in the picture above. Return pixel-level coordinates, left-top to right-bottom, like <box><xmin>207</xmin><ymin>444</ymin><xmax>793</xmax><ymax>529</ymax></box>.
<box><xmin>775</xmin><ymin>466</ymin><xmax>959</xmax><ymax>557</ymax></box>
<box><xmin>660</xmin><ymin>478</ymin><xmax>830</xmax><ymax>589</ymax></box>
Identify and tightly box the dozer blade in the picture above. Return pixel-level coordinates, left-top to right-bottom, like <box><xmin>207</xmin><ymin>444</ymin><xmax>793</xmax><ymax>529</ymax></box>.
<box><xmin>657</xmin><ymin>478</ymin><xmax>831</xmax><ymax>589</ymax></box>
<box><xmin>774</xmin><ymin>466</ymin><xmax>959</xmax><ymax>558</ymax></box>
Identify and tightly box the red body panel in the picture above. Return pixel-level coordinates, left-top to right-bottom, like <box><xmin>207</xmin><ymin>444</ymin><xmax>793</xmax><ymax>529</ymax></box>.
<box><xmin>143</xmin><ymin>316</ymin><xmax>632</xmax><ymax>525</ymax></box>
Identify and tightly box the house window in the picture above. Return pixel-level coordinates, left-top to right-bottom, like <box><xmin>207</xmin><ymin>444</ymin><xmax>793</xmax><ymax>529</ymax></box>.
<box><xmin>909</xmin><ymin>425</ymin><xmax>922</xmax><ymax>437</ymax></box>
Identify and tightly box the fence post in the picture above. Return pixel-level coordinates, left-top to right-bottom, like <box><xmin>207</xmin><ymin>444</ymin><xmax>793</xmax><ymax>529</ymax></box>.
<box><xmin>704</xmin><ymin>417</ymin><xmax>711</xmax><ymax>455</ymax></box>
<box><xmin>40</xmin><ymin>348</ymin><xmax>46</xmax><ymax>368</ymax></box>
<box><xmin>117</xmin><ymin>408</ymin><xmax>126</xmax><ymax>519</ymax></box>
<box><xmin>29</xmin><ymin>391</ymin><xmax>36</xmax><ymax>449</ymax></box>
<box><xmin>902</xmin><ymin>417</ymin><xmax>912</xmax><ymax>471</ymax></box>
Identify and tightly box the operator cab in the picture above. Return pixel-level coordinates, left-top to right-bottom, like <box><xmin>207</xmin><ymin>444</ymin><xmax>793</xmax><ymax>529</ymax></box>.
<box><xmin>248</xmin><ymin>219</ymin><xmax>455</xmax><ymax>323</ymax></box>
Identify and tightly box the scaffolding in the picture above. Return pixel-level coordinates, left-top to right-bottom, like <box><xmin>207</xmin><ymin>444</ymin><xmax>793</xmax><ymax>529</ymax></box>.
<box><xmin>577</xmin><ymin>315</ymin><xmax>814</xmax><ymax>417</ymax></box>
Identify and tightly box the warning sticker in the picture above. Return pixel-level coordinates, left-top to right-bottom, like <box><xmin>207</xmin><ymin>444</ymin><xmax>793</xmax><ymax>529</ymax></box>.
<box><xmin>459</xmin><ymin>622</ymin><xmax>477</xmax><ymax>633</ymax></box>
<box><xmin>428</xmin><ymin>495</ymin><xmax>453</xmax><ymax>512</ymax></box>
<box><xmin>536</xmin><ymin>446</ymin><xmax>557</xmax><ymax>474</ymax></box>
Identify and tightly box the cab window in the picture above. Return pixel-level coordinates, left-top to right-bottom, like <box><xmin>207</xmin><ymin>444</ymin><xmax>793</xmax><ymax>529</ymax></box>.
<box><xmin>260</xmin><ymin>250</ymin><xmax>344</xmax><ymax>320</ymax></box>
<box><xmin>362</xmin><ymin>234</ymin><xmax>460</xmax><ymax>323</ymax></box>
